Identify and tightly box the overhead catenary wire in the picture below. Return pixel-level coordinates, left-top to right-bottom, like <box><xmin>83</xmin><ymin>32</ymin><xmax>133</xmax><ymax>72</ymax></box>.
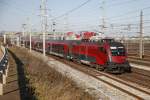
<box><xmin>53</xmin><ymin>0</ymin><xmax>92</xmax><ymax>20</ymax></box>
<box><xmin>108</xmin><ymin>11</ymin><xmax>150</xmax><ymax>23</ymax></box>
<box><xmin>53</xmin><ymin>0</ymin><xmax>150</xmax><ymax>31</ymax></box>
<box><xmin>106</xmin><ymin>0</ymin><xmax>139</xmax><ymax>8</ymax></box>
<box><xmin>107</xmin><ymin>6</ymin><xmax>150</xmax><ymax>20</ymax></box>
<box><xmin>1</xmin><ymin>0</ymin><xmax>150</xmax><ymax>36</ymax></box>
<box><xmin>53</xmin><ymin>0</ymin><xmax>140</xmax><ymax>22</ymax></box>
<box><xmin>54</xmin><ymin>0</ymin><xmax>140</xmax><ymax>21</ymax></box>
<box><xmin>0</xmin><ymin>0</ymin><xmax>32</xmax><ymax>15</ymax></box>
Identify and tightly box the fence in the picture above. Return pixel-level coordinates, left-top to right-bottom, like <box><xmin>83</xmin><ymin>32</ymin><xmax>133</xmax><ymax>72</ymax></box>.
<box><xmin>0</xmin><ymin>46</ymin><xmax>9</xmax><ymax>95</ymax></box>
<box><xmin>123</xmin><ymin>39</ymin><xmax>150</xmax><ymax>58</ymax></box>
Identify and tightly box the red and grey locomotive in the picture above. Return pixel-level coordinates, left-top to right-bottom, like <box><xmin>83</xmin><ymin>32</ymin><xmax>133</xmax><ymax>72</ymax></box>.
<box><xmin>27</xmin><ymin>38</ymin><xmax>131</xmax><ymax>73</ymax></box>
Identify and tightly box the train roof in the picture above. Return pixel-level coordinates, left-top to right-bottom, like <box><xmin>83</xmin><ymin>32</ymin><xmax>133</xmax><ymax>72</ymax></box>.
<box><xmin>31</xmin><ymin>38</ymin><xmax>121</xmax><ymax>47</ymax></box>
<box><xmin>46</xmin><ymin>38</ymin><xmax>116</xmax><ymax>45</ymax></box>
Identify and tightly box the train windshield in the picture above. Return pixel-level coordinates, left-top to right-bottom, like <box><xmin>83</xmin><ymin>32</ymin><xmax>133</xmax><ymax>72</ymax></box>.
<box><xmin>102</xmin><ymin>39</ymin><xmax>114</xmax><ymax>43</ymax></box>
<box><xmin>97</xmin><ymin>39</ymin><xmax>115</xmax><ymax>44</ymax></box>
<box><xmin>110</xmin><ymin>47</ymin><xmax>125</xmax><ymax>56</ymax></box>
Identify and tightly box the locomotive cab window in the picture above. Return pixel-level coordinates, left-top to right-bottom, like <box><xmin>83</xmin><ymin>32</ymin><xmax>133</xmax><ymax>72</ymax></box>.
<box><xmin>102</xmin><ymin>39</ymin><xmax>114</xmax><ymax>43</ymax></box>
<box><xmin>110</xmin><ymin>46</ymin><xmax>125</xmax><ymax>56</ymax></box>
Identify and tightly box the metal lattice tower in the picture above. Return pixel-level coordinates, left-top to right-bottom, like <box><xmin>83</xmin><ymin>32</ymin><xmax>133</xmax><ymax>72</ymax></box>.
<box><xmin>100</xmin><ymin>0</ymin><xmax>106</xmax><ymax>35</ymax></box>
<box><xmin>40</xmin><ymin>0</ymin><xmax>48</xmax><ymax>56</ymax></box>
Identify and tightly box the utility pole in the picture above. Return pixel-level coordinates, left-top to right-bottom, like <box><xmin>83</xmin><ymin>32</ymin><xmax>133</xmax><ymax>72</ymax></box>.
<box><xmin>3</xmin><ymin>34</ymin><xmax>6</xmax><ymax>44</ymax></box>
<box><xmin>29</xmin><ymin>25</ymin><xmax>32</xmax><ymax>52</ymax></box>
<box><xmin>128</xmin><ymin>24</ymin><xmax>131</xmax><ymax>31</ymax></box>
<box><xmin>27</xmin><ymin>17</ymin><xmax>32</xmax><ymax>52</ymax></box>
<box><xmin>63</xmin><ymin>14</ymin><xmax>69</xmax><ymax>40</ymax></box>
<box><xmin>40</xmin><ymin>0</ymin><xmax>48</xmax><ymax>56</ymax></box>
<box><xmin>17</xmin><ymin>36</ymin><xmax>20</xmax><ymax>47</ymax></box>
<box><xmin>64</xmin><ymin>14</ymin><xmax>69</xmax><ymax>32</ymax></box>
<box><xmin>22</xmin><ymin>24</ymin><xmax>26</xmax><ymax>47</ymax></box>
<box><xmin>139</xmin><ymin>10</ymin><xmax>143</xmax><ymax>59</ymax></box>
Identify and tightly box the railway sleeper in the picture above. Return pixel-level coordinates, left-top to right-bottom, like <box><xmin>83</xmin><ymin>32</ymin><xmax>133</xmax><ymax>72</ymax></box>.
<box><xmin>95</xmin><ymin>64</ymin><xmax>105</xmax><ymax>71</ymax></box>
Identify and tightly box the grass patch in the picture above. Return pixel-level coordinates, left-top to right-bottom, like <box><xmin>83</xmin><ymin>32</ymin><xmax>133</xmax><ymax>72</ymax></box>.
<box><xmin>9</xmin><ymin>47</ymin><xmax>96</xmax><ymax>100</ymax></box>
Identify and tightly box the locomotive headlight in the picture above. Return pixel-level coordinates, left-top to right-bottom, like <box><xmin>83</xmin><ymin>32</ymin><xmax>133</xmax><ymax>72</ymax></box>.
<box><xmin>110</xmin><ymin>47</ymin><xmax>117</xmax><ymax>49</ymax></box>
<box><xmin>118</xmin><ymin>47</ymin><xmax>123</xmax><ymax>48</ymax></box>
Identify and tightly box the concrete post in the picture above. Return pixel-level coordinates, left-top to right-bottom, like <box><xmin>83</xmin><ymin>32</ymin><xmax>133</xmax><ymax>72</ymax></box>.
<box><xmin>3</xmin><ymin>34</ymin><xmax>6</xmax><ymax>44</ymax></box>
<box><xmin>0</xmin><ymin>83</ymin><xmax>3</xmax><ymax>95</ymax></box>
<box><xmin>2</xmin><ymin>72</ymin><xmax>6</xmax><ymax>84</ymax></box>
<box><xmin>0</xmin><ymin>71</ymin><xmax>3</xmax><ymax>95</ymax></box>
<box><xmin>17</xmin><ymin>37</ymin><xmax>20</xmax><ymax>46</ymax></box>
<box><xmin>139</xmin><ymin>11</ymin><xmax>143</xmax><ymax>59</ymax></box>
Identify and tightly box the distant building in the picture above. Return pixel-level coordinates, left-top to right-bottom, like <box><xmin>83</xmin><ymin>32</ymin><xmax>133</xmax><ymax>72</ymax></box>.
<box><xmin>81</xmin><ymin>31</ymin><xmax>96</xmax><ymax>40</ymax></box>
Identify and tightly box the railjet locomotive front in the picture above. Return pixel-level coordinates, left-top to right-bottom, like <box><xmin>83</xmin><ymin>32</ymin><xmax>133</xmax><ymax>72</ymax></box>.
<box><xmin>69</xmin><ymin>39</ymin><xmax>131</xmax><ymax>73</ymax></box>
<box><xmin>101</xmin><ymin>39</ymin><xmax>131</xmax><ymax>73</ymax></box>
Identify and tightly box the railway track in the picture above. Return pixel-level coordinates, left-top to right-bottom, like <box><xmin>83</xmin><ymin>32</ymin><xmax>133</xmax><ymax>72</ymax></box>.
<box><xmin>128</xmin><ymin>55</ymin><xmax>150</xmax><ymax>67</ymax></box>
<box><xmin>116</xmin><ymin>71</ymin><xmax>150</xmax><ymax>89</ymax></box>
<box><xmin>128</xmin><ymin>56</ymin><xmax>150</xmax><ymax>61</ymax></box>
<box><xmin>132</xmin><ymin>68</ymin><xmax>150</xmax><ymax>77</ymax></box>
<box><xmin>129</xmin><ymin>60</ymin><xmax>150</xmax><ymax>68</ymax></box>
<box><xmin>47</xmin><ymin>54</ymin><xmax>150</xmax><ymax>99</ymax></box>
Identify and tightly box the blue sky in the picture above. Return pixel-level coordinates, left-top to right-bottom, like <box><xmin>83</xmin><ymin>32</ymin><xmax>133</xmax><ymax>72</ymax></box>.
<box><xmin>0</xmin><ymin>0</ymin><xmax>150</xmax><ymax>37</ymax></box>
